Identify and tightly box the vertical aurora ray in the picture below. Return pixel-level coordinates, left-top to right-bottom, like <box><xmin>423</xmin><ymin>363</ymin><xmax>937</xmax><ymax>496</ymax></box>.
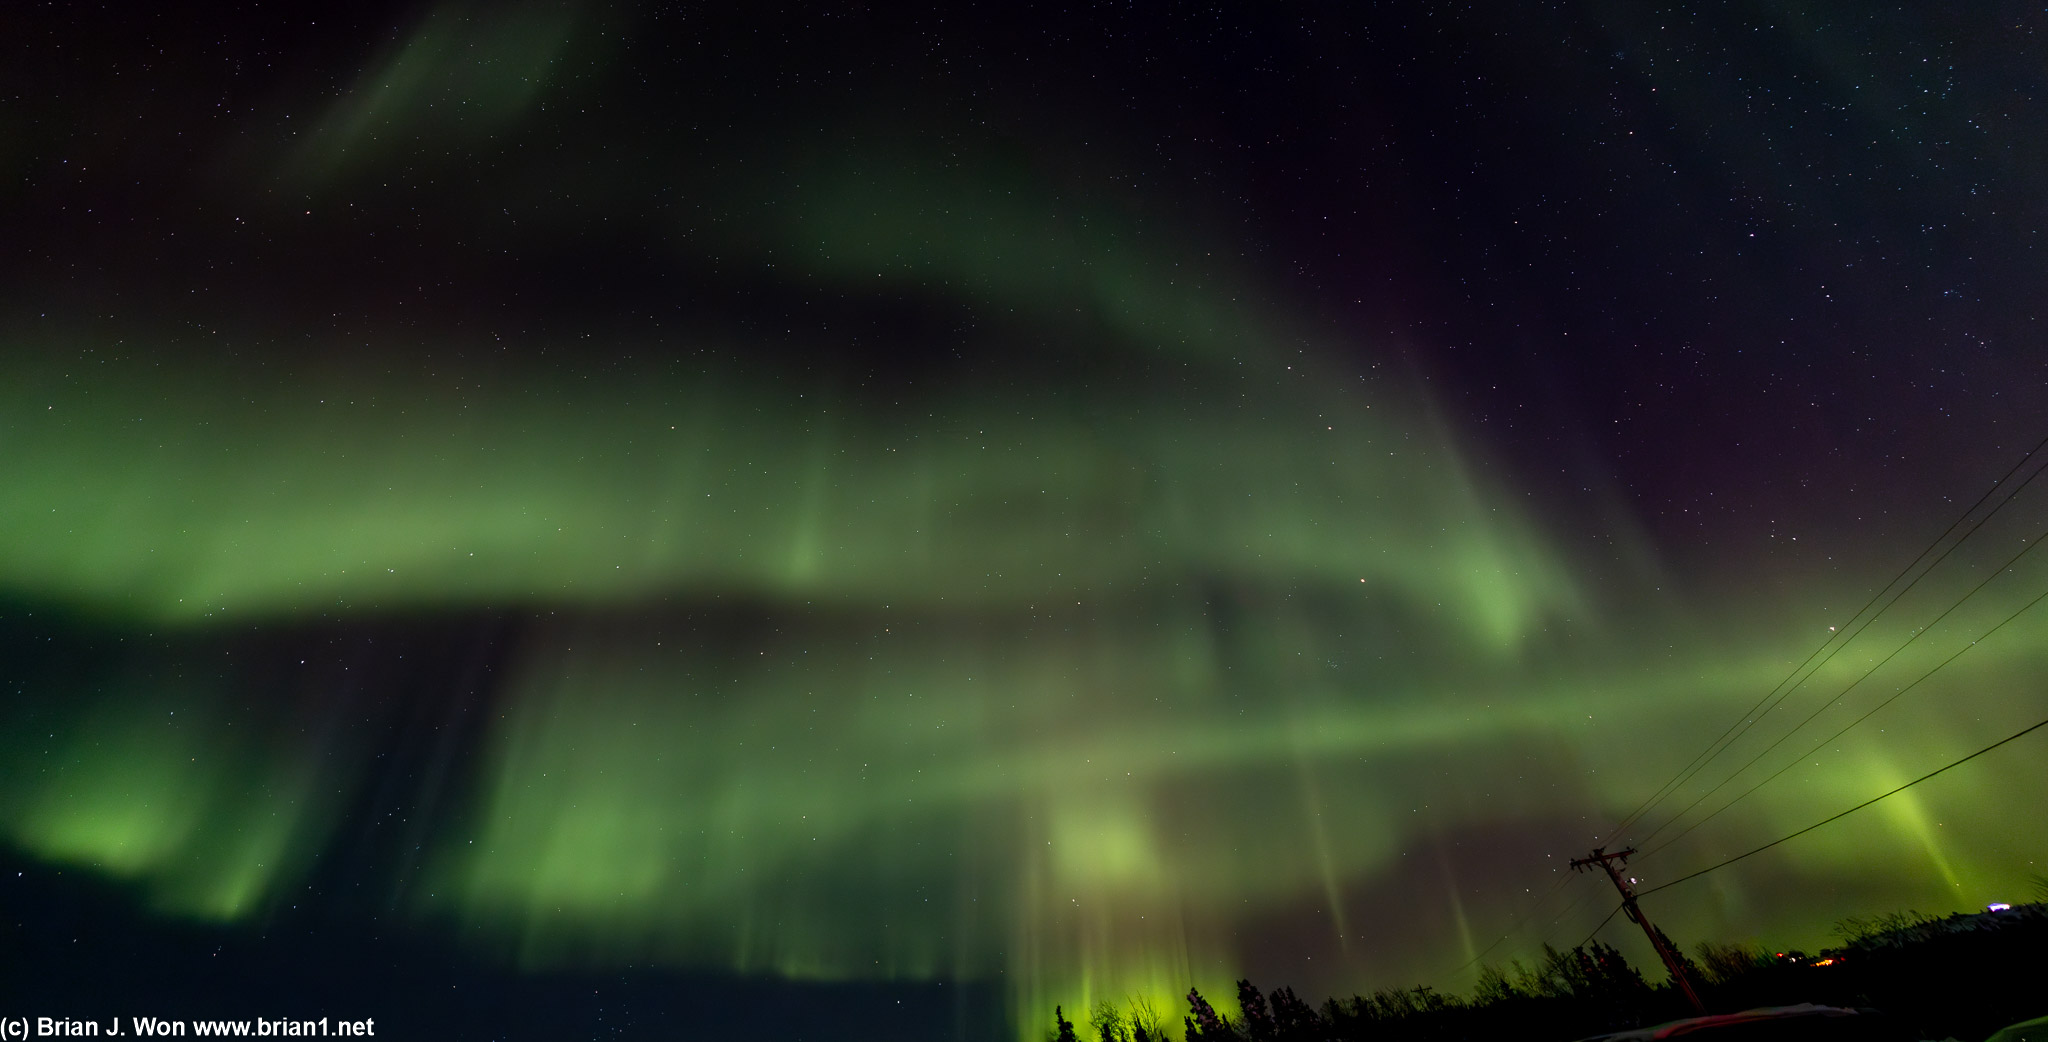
<box><xmin>408</xmin><ymin>589</ymin><xmax>2048</xmax><ymax>1033</ymax></box>
<box><xmin>0</xmin><ymin>294</ymin><xmax>1617</xmax><ymax>1033</ymax></box>
<box><xmin>5</xmin><ymin>11</ymin><xmax>2048</xmax><ymax>1026</ymax></box>
<box><xmin>0</xmin><ymin>327</ymin><xmax>1582</xmax><ymax>644</ymax></box>
<box><xmin>6</xmin><ymin>305</ymin><xmax>2048</xmax><ymax>1037</ymax></box>
<box><xmin>279</xmin><ymin>0</ymin><xmax>582</xmax><ymax>189</ymax></box>
<box><xmin>0</xmin><ymin>676</ymin><xmax>334</xmax><ymax>920</ymax></box>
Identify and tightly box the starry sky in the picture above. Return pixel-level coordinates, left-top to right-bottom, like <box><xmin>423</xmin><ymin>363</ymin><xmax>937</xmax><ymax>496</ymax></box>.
<box><xmin>3</xmin><ymin>2</ymin><xmax>2046</xmax><ymax>1039</ymax></box>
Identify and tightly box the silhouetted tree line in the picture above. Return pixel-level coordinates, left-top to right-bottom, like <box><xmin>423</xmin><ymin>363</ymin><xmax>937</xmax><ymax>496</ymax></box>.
<box><xmin>1048</xmin><ymin>940</ymin><xmax>1685</xmax><ymax>1042</ymax></box>
<box><xmin>1047</xmin><ymin>902</ymin><xmax>2048</xmax><ymax>1042</ymax></box>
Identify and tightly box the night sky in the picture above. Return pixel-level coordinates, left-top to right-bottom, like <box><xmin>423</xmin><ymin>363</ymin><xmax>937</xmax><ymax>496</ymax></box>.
<box><xmin>4</xmin><ymin>2</ymin><xmax>2046</xmax><ymax>1039</ymax></box>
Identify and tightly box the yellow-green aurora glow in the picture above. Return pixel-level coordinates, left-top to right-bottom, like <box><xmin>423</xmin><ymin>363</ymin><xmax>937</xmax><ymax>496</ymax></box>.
<box><xmin>5</xmin><ymin>4</ymin><xmax>2048</xmax><ymax>1031</ymax></box>
<box><xmin>4</xmin><ymin>313</ymin><xmax>2046</xmax><ymax>1034</ymax></box>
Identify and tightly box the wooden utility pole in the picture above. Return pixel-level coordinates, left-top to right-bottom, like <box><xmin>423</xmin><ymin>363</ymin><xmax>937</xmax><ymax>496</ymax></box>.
<box><xmin>1571</xmin><ymin>847</ymin><xmax>1706</xmax><ymax>1015</ymax></box>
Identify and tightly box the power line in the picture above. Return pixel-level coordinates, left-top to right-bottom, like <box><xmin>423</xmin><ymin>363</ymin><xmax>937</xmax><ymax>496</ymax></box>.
<box><xmin>1642</xmin><ymin>579</ymin><xmax>2048</xmax><ymax>858</ymax></box>
<box><xmin>1602</xmin><ymin>430</ymin><xmax>2048</xmax><ymax>846</ymax></box>
<box><xmin>1442</xmin><ymin>870</ymin><xmax>1581</xmax><ymax>978</ymax></box>
<box><xmin>1636</xmin><ymin>712</ymin><xmax>2048</xmax><ymax>899</ymax></box>
<box><xmin>1572</xmin><ymin>847</ymin><xmax>1705</xmax><ymax>1011</ymax></box>
<box><xmin>1455</xmin><ymin>873</ymin><xmax>1629</xmax><ymax>977</ymax></box>
<box><xmin>1637</xmin><ymin>519</ymin><xmax>2048</xmax><ymax>847</ymax></box>
<box><xmin>1573</xmin><ymin>901</ymin><xmax>1626</xmax><ymax>951</ymax></box>
<box><xmin>1443</xmin><ymin>849</ymin><xmax>1636</xmax><ymax>979</ymax></box>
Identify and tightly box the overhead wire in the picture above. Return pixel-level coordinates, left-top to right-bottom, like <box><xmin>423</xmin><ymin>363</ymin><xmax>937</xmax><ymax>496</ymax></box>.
<box><xmin>1638</xmin><ymin>536</ymin><xmax>2048</xmax><ymax>855</ymax></box>
<box><xmin>1612</xmin><ymin>459</ymin><xmax>2046</xmax><ymax>845</ymax></box>
<box><xmin>1483</xmin><ymin>432</ymin><xmax>2048</xmax><ymax>982</ymax></box>
<box><xmin>1636</xmin><ymin>712</ymin><xmax>2048</xmax><ymax>899</ymax></box>
<box><xmin>1600</xmin><ymin>429</ymin><xmax>2048</xmax><ymax>846</ymax></box>
<box><xmin>1573</xmin><ymin>901</ymin><xmax>1627</xmax><ymax>951</ymax></box>
<box><xmin>1441</xmin><ymin>842</ymin><xmax>1645</xmax><ymax>978</ymax></box>
<box><xmin>1565</xmin><ymin>709</ymin><xmax>2048</xmax><ymax>970</ymax></box>
<box><xmin>1440</xmin><ymin>868</ymin><xmax>1582</xmax><ymax>978</ymax></box>
<box><xmin>1448</xmin><ymin>882</ymin><xmax>1614</xmax><ymax>984</ymax></box>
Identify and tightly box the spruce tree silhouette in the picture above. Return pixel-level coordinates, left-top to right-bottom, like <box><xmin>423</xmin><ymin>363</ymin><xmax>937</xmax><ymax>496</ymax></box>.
<box><xmin>1235</xmin><ymin>980</ymin><xmax>1274</xmax><ymax>1041</ymax></box>
<box><xmin>1053</xmin><ymin>1005</ymin><xmax>1079</xmax><ymax>1042</ymax></box>
<box><xmin>1652</xmin><ymin>925</ymin><xmax>1704</xmax><ymax>995</ymax></box>
<box><xmin>1267</xmin><ymin>986</ymin><xmax>1318</xmax><ymax>1041</ymax></box>
<box><xmin>1184</xmin><ymin>988</ymin><xmax>1233</xmax><ymax>1041</ymax></box>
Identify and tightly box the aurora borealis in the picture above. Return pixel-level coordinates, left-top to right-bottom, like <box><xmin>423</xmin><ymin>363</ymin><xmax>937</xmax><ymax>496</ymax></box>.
<box><xmin>5</xmin><ymin>3</ymin><xmax>2048</xmax><ymax>1039</ymax></box>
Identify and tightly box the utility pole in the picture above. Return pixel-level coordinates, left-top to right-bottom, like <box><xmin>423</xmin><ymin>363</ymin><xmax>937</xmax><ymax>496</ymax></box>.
<box><xmin>1571</xmin><ymin>847</ymin><xmax>1706</xmax><ymax>1015</ymax></box>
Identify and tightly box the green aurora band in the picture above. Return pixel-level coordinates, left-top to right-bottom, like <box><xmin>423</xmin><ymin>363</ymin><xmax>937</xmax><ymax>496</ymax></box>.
<box><xmin>5</xmin><ymin>8</ymin><xmax>2048</xmax><ymax>1033</ymax></box>
<box><xmin>6</xmin><ymin>320</ymin><xmax>2045</xmax><ymax>1034</ymax></box>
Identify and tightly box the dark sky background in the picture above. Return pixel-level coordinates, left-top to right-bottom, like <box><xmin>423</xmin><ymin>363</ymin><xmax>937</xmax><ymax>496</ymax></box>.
<box><xmin>4</xmin><ymin>3</ymin><xmax>2046</xmax><ymax>1040</ymax></box>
